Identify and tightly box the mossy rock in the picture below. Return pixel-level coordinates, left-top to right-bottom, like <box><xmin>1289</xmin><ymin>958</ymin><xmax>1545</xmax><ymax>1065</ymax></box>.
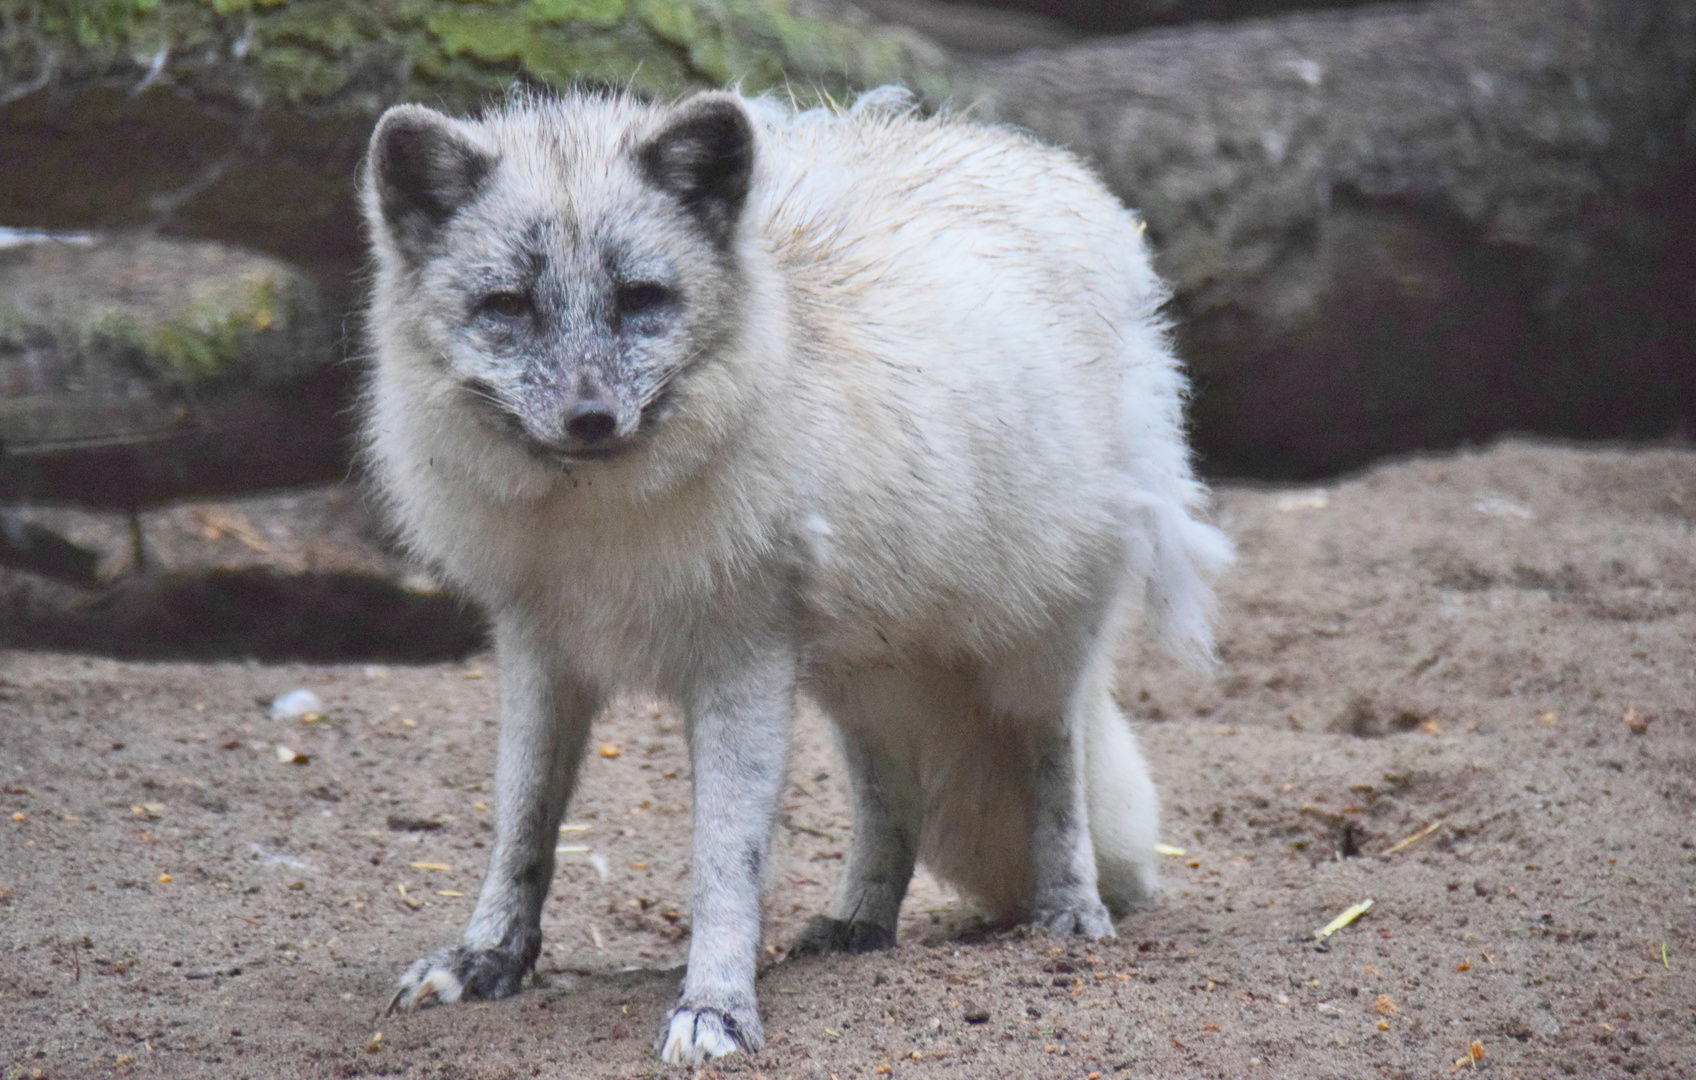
<box><xmin>0</xmin><ymin>233</ymin><xmax>348</xmax><ymax>507</ymax></box>
<box><xmin>0</xmin><ymin>233</ymin><xmax>329</xmax><ymax>441</ymax></box>
<box><xmin>1</xmin><ymin>0</ymin><xmax>963</xmax><ymax>109</ymax></box>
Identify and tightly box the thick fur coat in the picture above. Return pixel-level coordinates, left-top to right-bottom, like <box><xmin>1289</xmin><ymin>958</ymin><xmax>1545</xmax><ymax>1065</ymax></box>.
<box><xmin>362</xmin><ymin>86</ymin><xmax>1230</xmax><ymax>1065</ymax></box>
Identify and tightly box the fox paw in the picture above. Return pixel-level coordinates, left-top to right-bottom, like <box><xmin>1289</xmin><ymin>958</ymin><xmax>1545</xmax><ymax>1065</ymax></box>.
<box><xmin>386</xmin><ymin>943</ymin><xmax>534</xmax><ymax>1013</ymax></box>
<box><xmin>1031</xmin><ymin>902</ymin><xmax>1116</xmax><ymax>940</ymax></box>
<box><xmin>788</xmin><ymin>915</ymin><xmax>895</xmax><ymax>957</ymax></box>
<box><xmin>656</xmin><ymin>999</ymin><xmax>763</xmax><ymax>1065</ymax></box>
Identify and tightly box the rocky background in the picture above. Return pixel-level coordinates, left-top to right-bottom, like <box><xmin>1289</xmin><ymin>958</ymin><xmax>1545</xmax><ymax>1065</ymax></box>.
<box><xmin>0</xmin><ymin>0</ymin><xmax>1688</xmax><ymax>689</ymax></box>
<box><xmin>2</xmin><ymin>0</ymin><xmax>1691</xmax><ymax>491</ymax></box>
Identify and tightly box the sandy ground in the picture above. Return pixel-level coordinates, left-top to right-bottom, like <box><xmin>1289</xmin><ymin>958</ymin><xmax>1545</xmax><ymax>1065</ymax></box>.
<box><xmin>2</xmin><ymin>439</ymin><xmax>1693</xmax><ymax>1079</ymax></box>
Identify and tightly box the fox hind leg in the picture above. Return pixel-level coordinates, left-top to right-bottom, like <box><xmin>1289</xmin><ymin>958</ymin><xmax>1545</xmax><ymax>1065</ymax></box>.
<box><xmin>978</xmin><ymin>634</ymin><xmax>1119</xmax><ymax>940</ymax></box>
<box><xmin>1025</xmin><ymin>714</ymin><xmax>1115</xmax><ymax>938</ymax></box>
<box><xmin>790</xmin><ymin>724</ymin><xmax>922</xmax><ymax>955</ymax></box>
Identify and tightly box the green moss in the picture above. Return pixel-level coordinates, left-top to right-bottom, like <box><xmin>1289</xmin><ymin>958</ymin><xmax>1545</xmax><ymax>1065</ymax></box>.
<box><xmin>20</xmin><ymin>0</ymin><xmax>158</xmax><ymax>46</ymax></box>
<box><xmin>0</xmin><ymin>307</ymin><xmax>27</xmax><ymax>349</ymax></box>
<box><xmin>256</xmin><ymin>44</ymin><xmax>359</xmax><ymax>101</ymax></box>
<box><xmin>424</xmin><ymin>4</ymin><xmax>688</xmax><ymax>93</ymax></box>
<box><xmin>425</xmin><ymin>6</ymin><xmax>530</xmax><ymax>63</ymax></box>
<box><xmin>529</xmin><ymin>0</ymin><xmax>625</xmax><ymax>28</ymax></box>
<box><xmin>635</xmin><ymin>0</ymin><xmax>695</xmax><ymax>47</ymax></box>
<box><xmin>9</xmin><ymin>0</ymin><xmax>968</xmax><ymax>111</ymax></box>
<box><xmin>88</xmin><ymin>271</ymin><xmax>286</xmax><ymax>386</ymax></box>
<box><xmin>260</xmin><ymin>5</ymin><xmax>374</xmax><ymax>52</ymax></box>
<box><xmin>203</xmin><ymin>0</ymin><xmax>288</xmax><ymax>14</ymax></box>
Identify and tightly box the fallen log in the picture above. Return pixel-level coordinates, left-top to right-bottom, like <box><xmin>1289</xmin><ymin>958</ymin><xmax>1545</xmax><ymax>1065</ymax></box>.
<box><xmin>0</xmin><ymin>0</ymin><xmax>964</xmax><ymax>319</ymax></box>
<box><xmin>984</xmin><ymin>0</ymin><xmax>1696</xmax><ymax>475</ymax></box>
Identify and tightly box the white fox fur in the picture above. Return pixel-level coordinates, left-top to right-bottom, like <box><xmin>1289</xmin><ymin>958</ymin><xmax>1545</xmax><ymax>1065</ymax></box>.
<box><xmin>362</xmin><ymin>86</ymin><xmax>1229</xmax><ymax>1065</ymax></box>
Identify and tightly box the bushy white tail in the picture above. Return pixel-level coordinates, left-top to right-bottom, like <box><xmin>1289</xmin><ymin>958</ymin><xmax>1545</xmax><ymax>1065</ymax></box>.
<box><xmin>1091</xmin><ymin>308</ymin><xmax>1232</xmax><ymax>907</ymax></box>
<box><xmin>1141</xmin><ymin>501</ymin><xmax>1234</xmax><ymax>669</ymax></box>
<box><xmin>1083</xmin><ymin>675</ymin><xmax>1162</xmax><ymax>914</ymax></box>
<box><xmin>1110</xmin><ymin>248</ymin><xmax>1234</xmax><ymax>670</ymax></box>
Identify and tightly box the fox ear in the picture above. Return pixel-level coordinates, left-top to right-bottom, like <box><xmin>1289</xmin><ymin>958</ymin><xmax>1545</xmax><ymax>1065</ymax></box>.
<box><xmin>365</xmin><ymin>104</ymin><xmax>496</xmax><ymax>260</ymax></box>
<box><xmin>639</xmin><ymin>93</ymin><xmax>755</xmax><ymax>249</ymax></box>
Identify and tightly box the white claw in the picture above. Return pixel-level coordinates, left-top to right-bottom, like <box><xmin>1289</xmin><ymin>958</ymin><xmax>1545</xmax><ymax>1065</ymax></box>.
<box><xmin>392</xmin><ymin>966</ymin><xmax>464</xmax><ymax>1012</ymax></box>
<box><xmin>659</xmin><ymin>1009</ymin><xmax>743</xmax><ymax>1066</ymax></box>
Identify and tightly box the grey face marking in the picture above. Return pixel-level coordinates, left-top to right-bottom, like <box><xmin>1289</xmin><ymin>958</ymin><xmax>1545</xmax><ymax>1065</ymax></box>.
<box><xmin>370</xmin><ymin>94</ymin><xmax>754</xmax><ymax>473</ymax></box>
<box><xmin>444</xmin><ymin>215</ymin><xmax>693</xmax><ymax>462</ymax></box>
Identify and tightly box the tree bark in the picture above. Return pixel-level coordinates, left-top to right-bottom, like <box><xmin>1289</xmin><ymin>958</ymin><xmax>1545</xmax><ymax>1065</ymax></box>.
<box><xmin>986</xmin><ymin>0</ymin><xmax>1696</xmax><ymax>476</ymax></box>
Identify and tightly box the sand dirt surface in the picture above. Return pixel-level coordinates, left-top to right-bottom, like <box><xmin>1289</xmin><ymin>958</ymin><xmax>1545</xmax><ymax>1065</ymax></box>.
<box><xmin>3</xmin><ymin>440</ymin><xmax>1693</xmax><ymax>1079</ymax></box>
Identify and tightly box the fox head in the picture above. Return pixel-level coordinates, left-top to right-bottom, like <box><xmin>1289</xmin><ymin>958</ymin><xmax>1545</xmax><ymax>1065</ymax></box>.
<box><xmin>362</xmin><ymin>90</ymin><xmax>757</xmax><ymax>465</ymax></box>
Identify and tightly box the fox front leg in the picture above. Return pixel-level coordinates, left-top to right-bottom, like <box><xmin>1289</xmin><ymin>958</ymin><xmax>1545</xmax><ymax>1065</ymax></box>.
<box><xmin>656</xmin><ymin>649</ymin><xmax>795</xmax><ymax>1065</ymax></box>
<box><xmin>389</xmin><ymin>615</ymin><xmax>598</xmax><ymax>1011</ymax></box>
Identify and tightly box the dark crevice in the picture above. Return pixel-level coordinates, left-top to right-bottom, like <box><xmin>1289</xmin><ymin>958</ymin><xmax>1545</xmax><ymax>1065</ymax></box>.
<box><xmin>0</xmin><ymin>568</ymin><xmax>487</xmax><ymax>663</ymax></box>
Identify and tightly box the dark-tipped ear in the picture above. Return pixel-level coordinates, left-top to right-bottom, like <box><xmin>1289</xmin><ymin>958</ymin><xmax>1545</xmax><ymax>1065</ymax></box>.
<box><xmin>365</xmin><ymin>105</ymin><xmax>496</xmax><ymax>259</ymax></box>
<box><xmin>638</xmin><ymin>93</ymin><xmax>755</xmax><ymax>249</ymax></box>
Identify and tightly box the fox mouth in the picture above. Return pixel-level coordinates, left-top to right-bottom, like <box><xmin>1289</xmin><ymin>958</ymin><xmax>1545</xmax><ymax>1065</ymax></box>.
<box><xmin>460</xmin><ymin>379</ymin><xmax>672</xmax><ymax>466</ymax></box>
<box><xmin>548</xmin><ymin>444</ymin><xmax>623</xmax><ymax>463</ymax></box>
<box><xmin>521</xmin><ymin>430</ymin><xmax>632</xmax><ymax>466</ymax></box>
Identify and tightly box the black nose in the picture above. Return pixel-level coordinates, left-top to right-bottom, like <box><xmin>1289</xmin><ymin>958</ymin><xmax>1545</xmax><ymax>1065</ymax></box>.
<box><xmin>565</xmin><ymin>403</ymin><xmax>618</xmax><ymax>443</ymax></box>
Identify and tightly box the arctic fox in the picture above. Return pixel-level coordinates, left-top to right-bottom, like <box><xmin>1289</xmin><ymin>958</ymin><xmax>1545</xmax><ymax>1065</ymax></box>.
<box><xmin>362</xmin><ymin>86</ymin><xmax>1230</xmax><ymax>1065</ymax></box>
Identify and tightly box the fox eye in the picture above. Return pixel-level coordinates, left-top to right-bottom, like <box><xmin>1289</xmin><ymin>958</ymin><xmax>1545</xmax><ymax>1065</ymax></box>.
<box><xmin>615</xmin><ymin>282</ymin><xmax>675</xmax><ymax>319</ymax></box>
<box><xmin>478</xmin><ymin>291</ymin><xmax>530</xmax><ymax>319</ymax></box>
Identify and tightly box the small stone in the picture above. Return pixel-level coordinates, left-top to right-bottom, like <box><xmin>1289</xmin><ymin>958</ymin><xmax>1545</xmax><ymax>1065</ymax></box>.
<box><xmin>270</xmin><ymin>689</ymin><xmax>323</xmax><ymax>720</ymax></box>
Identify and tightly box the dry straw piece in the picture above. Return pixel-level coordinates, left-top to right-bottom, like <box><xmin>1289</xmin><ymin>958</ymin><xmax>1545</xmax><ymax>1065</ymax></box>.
<box><xmin>1381</xmin><ymin>821</ymin><xmax>1444</xmax><ymax>857</ymax></box>
<box><xmin>1314</xmin><ymin>898</ymin><xmax>1375</xmax><ymax>940</ymax></box>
